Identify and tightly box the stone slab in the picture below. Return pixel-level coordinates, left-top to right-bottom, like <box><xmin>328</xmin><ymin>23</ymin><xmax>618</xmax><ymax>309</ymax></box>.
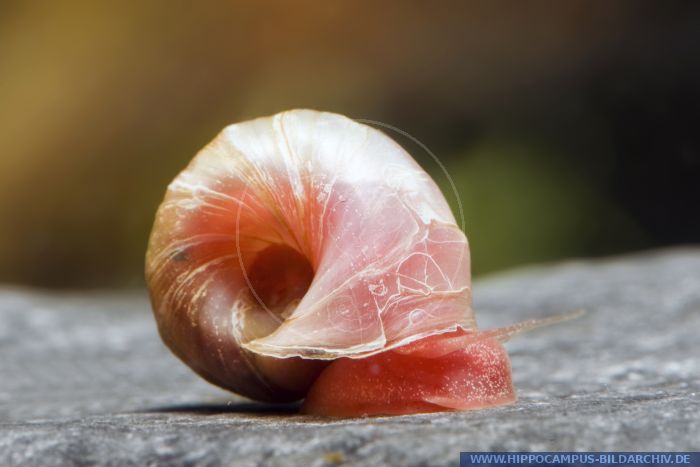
<box><xmin>1</xmin><ymin>248</ymin><xmax>699</xmax><ymax>466</ymax></box>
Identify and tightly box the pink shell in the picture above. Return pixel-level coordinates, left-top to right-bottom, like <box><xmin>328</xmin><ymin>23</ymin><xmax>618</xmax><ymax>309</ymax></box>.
<box><xmin>145</xmin><ymin>109</ymin><xmax>477</xmax><ymax>399</ymax></box>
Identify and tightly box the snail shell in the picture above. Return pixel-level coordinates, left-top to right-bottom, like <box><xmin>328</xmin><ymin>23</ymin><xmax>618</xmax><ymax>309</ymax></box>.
<box><xmin>146</xmin><ymin>110</ymin><xmax>477</xmax><ymax>403</ymax></box>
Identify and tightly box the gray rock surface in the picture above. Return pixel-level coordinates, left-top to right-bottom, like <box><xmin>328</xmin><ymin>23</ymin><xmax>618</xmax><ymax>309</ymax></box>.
<box><xmin>1</xmin><ymin>248</ymin><xmax>699</xmax><ymax>466</ymax></box>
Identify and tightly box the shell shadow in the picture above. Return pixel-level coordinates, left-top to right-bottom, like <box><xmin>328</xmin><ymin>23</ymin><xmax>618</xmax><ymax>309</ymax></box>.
<box><xmin>139</xmin><ymin>400</ymin><xmax>302</xmax><ymax>415</ymax></box>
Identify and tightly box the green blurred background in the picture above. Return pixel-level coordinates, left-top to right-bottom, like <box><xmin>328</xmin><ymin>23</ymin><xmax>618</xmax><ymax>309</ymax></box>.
<box><xmin>1</xmin><ymin>1</ymin><xmax>698</xmax><ymax>288</ymax></box>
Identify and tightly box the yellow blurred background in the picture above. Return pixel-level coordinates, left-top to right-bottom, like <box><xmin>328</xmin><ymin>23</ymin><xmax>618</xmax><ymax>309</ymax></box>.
<box><xmin>1</xmin><ymin>1</ymin><xmax>698</xmax><ymax>288</ymax></box>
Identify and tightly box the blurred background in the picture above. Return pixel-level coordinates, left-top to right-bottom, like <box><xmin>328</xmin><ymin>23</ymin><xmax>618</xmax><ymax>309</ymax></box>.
<box><xmin>1</xmin><ymin>1</ymin><xmax>698</xmax><ymax>288</ymax></box>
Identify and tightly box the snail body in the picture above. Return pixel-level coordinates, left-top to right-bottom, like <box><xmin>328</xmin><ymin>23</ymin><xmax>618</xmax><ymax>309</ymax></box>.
<box><xmin>146</xmin><ymin>110</ymin><xmax>570</xmax><ymax>416</ymax></box>
<box><xmin>302</xmin><ymin>329</ymin><xmax>514</xmax><ymax>416</ymax></box>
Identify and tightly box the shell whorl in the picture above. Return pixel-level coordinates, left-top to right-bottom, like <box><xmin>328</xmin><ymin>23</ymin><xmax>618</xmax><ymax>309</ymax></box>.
<box><xmin>145</xmin><ymin>109</ymin><xmax>476</xmax><ymax>400</ymax></box>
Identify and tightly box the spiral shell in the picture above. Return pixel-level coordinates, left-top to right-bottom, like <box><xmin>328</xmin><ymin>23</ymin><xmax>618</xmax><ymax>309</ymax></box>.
<box><xmin>145</xmin><ymin>109</ymin><xmax>476</xmax><ymax>401</ymax></box>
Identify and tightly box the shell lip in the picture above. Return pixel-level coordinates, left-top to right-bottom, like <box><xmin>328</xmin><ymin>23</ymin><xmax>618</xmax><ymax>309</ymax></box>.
<box><xmin>241</xmin><ymin>323</ymin><xmax>472</xmax><ymax>360</ymax></box>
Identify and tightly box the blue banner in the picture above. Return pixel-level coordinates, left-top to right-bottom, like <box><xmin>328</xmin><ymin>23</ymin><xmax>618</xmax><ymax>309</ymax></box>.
<box><xmin>460</xmin><ymin>453</ymin><xmax>699</xmax><ymax>467</ymax></box>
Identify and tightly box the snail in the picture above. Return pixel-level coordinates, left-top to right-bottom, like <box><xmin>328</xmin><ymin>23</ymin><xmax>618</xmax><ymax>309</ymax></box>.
<box><xmin>145</xmin><ymin>109</ymin><xmax>580</xmax><ymax>417</ymax></box>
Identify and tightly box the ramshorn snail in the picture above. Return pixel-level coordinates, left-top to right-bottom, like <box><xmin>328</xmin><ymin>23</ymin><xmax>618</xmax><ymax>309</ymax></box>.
<box><xmin>145</xmin><ymin>109</ymin><xmax>579</xmax><ymax>417</ymax></box>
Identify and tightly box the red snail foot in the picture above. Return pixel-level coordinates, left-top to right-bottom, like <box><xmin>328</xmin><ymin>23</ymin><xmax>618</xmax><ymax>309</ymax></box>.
<box><xmin>301</xmin><ymin>329</ymin><xmax>516</xmax><ymax>417</ymax></box>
